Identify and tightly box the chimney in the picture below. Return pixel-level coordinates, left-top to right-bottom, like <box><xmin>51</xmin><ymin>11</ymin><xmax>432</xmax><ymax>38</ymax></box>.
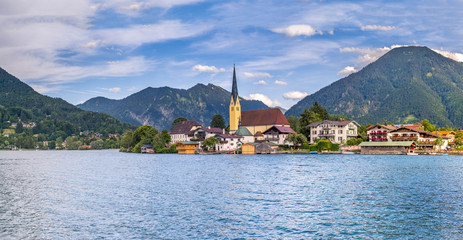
<box><xmin>223</xmin><ymin>129</ymin><xmax>225</xmax><ymax>134</ymax></box>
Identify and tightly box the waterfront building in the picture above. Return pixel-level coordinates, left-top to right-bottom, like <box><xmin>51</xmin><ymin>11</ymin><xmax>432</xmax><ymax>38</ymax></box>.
<box><xmin>308</xmin><ymin>120</ymin><xmax>359</xmax><ymax>144</ymax></box>
<box><xmin>177</xmin><ymin>141</ymin><xmax>200</xmax><ymax>154</ymax></box>
<box><xmin>191</xmin><ymin>127</ymin><xmax>224</xmax><ymax>141</ymax></box>
<box><xmin>390</xmin><ymin>126</ymin><xmax>450</xmax><ymax>150</ymax></box>
<box><xmin>366</xmin><ymin>124</ymin><xmax>398</xmax><ymax>142</ymax></box>
<box><xmin>169</xmin><ymin>120</ymin><xmax>202</xmax><ymax>144</ymax></box>
<box><xmin>214</xmin><ymin>133</ymin><xmax>243</xmax><ymax>152</ymax></box>
<box><xmin>359</xmin><ymin>141</ymin><xmax>416</xmax><ymax>154</ymax></box>
<box><xmin>235</xmin><ymin>126</ymin><xmax>254</xmax><ymax>143</ymax></box>
<box><xmin>263</xmin><ymin>126</ymin><xmax>296</xmax><ymax>145</ymax></box>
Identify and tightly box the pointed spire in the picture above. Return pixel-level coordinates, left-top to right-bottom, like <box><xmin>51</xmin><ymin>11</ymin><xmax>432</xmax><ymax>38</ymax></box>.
<box><xmin>231</xmin><ymin>64</ymin><xmax>238</xmax><ymax>103</ymax></box>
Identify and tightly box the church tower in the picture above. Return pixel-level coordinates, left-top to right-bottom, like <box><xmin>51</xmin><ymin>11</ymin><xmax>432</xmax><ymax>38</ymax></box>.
<box><xmin>229</xmin><ymin>65</ymin><xmax>241</xmax><ymax>133</ymax></box>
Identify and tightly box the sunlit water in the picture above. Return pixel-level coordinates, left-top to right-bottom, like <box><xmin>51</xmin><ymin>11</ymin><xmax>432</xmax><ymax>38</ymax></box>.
<box><xmin>1</xmin><ymin>150</ymin><xmax>463</xmax><ymax>239</ymax></box>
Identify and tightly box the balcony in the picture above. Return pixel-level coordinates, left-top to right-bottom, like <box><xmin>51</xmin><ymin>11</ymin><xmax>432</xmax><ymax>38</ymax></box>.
<box><xmin>265</xmin><ymin>137</ymin><xmax>280</xmax><ymax>142</ymax></box>
<box><xmin>369</xmin><ymin>131</ymin><xmax>387</xmax><ymax>135</ymax></box>
<box><xmin>369</xmin><ymin>138</ymin><xmax>388</xmax><ymax>142</ymax></box>
<box><xmin>391</xmin><ymin>136</ymin><xmax>418</xmax><ymax>141</ymax></box>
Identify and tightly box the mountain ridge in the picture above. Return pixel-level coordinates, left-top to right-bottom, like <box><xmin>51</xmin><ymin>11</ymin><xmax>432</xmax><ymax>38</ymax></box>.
<box><xmin>78</xmin><ymin>83</ymin><xmax>269</xmax><ymax>130</ymax></box>
<box><xmin>286</xmin><ymin>46</ymin><xmax>463</xmax><ymax>127</ymax></box>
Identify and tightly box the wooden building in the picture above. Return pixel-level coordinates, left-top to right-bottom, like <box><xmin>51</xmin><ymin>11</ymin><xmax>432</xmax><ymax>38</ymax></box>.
<box><xmin>177</xmin><ymin>141</ymin><xmax>199</xmax><ymax>154</ymax></box>
<box><xmin>242</xmin><ymin>142</ymin><xmax>258</xmax><ymax>155</ymax></box>
<box><xmin>141</xmin><ymin>144</ymin><xmax>155</xmax><ymax>153</ymax></box>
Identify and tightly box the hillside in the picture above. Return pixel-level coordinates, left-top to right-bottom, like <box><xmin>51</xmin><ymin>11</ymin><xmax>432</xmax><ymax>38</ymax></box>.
<box><xmin>78</xmin><ymin>83</ymin><xmax>269</xmax><ymax>130</ymax></box>
<box><xmin>0</xmin><ymin>67</ymin><xmax>133</xmax><ymax>135</ymax></box>
<box><xmin>286</xmin><ymin>46</ymin><xmax>463</xmax><ymax>127</ymax></box>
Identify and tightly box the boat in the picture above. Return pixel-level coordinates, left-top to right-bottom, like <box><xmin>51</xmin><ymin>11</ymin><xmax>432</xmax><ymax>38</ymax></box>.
<box><xmin>407</xmin><ymin>152</ymin><xmax>419</xmax><ymax>155</ymax></box>
<box><xmin>309</xmin><ymin>151</ymin><xmax>318</xmax><ymax>154</ymax></box>
<box><xmin>342</xmin><ymin>151</ymin><xmax>355</xmax><ymax>154</ymax></box>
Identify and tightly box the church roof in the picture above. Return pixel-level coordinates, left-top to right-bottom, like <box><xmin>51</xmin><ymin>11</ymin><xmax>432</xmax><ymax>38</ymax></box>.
<box><xmin>231</xmin><ymin>65</ymin><xmax>238</xmax><ymax>103</ymax></box>
<box><xmin>241</xmin><ymin>108</ymin><xmax>290</xmax><ymax>126</ymax></box>
<box><xmin>263</xmin><ymin>126</ymin><xmax>296</xmax><ymax>134</ymax></box>
<box><xmin>235</xmin><ymin>126</ymin><xmax>253</xmax><ymax>136</ymax></box>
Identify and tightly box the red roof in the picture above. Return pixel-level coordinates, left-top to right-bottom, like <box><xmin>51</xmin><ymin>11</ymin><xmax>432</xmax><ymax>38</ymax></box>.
<box><xmin>392</xmin><ymin>126</ymin><xmax>450</xmax><ymax>139</ymax></box>
<box><xmin>241</xmin><ymin>108</ymin><xmax>290</xmax><ymax>126</ymax></box>
<box><xmin>263</xmin><ymin>126</ymin><xmax>296</xmax><ymax>134</ymax></box>
<box><xmin>169</xmin><ymin>120</ymin><xmax>202</xmax><ymax>134</ymax></box>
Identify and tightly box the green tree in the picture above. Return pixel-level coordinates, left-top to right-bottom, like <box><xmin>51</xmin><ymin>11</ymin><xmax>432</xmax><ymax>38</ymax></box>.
<box><xmin>287</xmin><ymin>116</ymin><xmax>300</xmax><ymax>133</ymax></box>
<box><xmin>91</xmin><ymin>139</ymin><xmax>104</xmax><ymax>149</ymax></box>
<box><xmin>161</xmin><ymin>130</ymin><xmax>171</xmax><ymax>145</ymax></box>
<box><xmin>455</xmin><ymin>132</ymin><xmax>463</xmax><ymax>139</ymax></box>
<box><xmin>454</xmin><ymin>138</ymin><xmax>463</xmax><ymax>147</ymax></box>
<box><xmin>316</xmin><ymin>139</ymin><xmax>332</xmax><ymax>152</ymax></box>
<box><xmin>309</xmin><ymin>101</ymin><xmax>330</xmax><ymax>120</ymax></box>
<box><xmin>202</xmin><ymin>137</ymin><xmax>219</xmax><ymax>151</ymax></box>
<box><xmin>133</xmin><ymin>125</ymin><xmax>158</xmax><ymax>144</ymax></box>
<box><xmin>421</xmin><ymin>119</ymin><xmax>436</xmax><ymax>132</ymax></box>
<box><xmin>287</xmin><ymin>133</ymin><xmax>307</xmax><ymax>146</ymax></box>
<box><xmin>210</xmin><ymin>114</ymin><xmax>226</xmax><ymax>129</ymax></box>
<box><xmin>15</xmin><ymin>122</ymin><xmax>23</xmax><ymax>134</ymax></box>
<box><xmin>120</xmin><ymin>130</ymin><xmax>134</xmax><ymax>151</ymax></box>
<box><xmin>171</xmin><ymin>117</ymin><xmax>188</xmax><ymax>130</ymax></box>
<box><xmin>346</xmin><ymin>138</ymin><xmax>363</xmax><ymax>146</ymax></box>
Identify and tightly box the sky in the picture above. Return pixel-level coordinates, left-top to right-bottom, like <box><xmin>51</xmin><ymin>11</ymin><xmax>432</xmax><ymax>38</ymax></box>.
<box><xmin>1</xmin><ymin>0</ymin><xmax>463</xmax><ymax>108</ymax></box>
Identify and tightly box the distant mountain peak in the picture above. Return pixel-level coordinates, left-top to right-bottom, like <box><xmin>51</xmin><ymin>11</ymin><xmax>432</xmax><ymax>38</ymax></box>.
<box><xmin>286</xmin><ymin>45</ymin><xmax>463</xmax><ymax>127</ymax></box>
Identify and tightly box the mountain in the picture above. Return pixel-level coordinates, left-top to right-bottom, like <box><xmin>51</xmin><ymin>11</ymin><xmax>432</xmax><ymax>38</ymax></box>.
<box><xmin>286</xmin><ymin>46</ymin><xmax>463</xmax><ymax>127</ymax></box>
<box><xmin>0</xmin><ymin>67</ymin><xmax>133</xmax><ymax>134</ymax></box>
<box><xmin>78</xmin><ymin>83</ymin><xmax>269</xmax><ymax>130</ymax></box>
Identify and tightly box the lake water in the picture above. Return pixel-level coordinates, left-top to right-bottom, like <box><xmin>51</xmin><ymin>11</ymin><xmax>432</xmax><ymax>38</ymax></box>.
<box><xmin>1</xmin><ymin>151</ymin><xmax>463</xmax><ymax>239</ymax></box>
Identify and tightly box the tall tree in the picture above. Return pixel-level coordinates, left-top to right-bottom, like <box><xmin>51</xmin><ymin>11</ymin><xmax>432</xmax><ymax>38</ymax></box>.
<box><xmin>121</xmin><ymin>130</ymin><xmax>134</xmax><ymax>150</ymax></box>
<box><xmin>210</xmin><ymin>114</ymin><xmax>226</xmax><ymax>129</ymax></box>
<box><xmin>133</xmin><ymin>125</ymin><xmax>158</xmax><ymax>144</ymax></box>
<box><xmin>171</xmin><ymin>117</ymin><xmax>188</xmax><ymax>130</ymax></box>
<box><xmin>421</xmin><ymin>119</ymin><xmax>436</xmax><ymax>132</ymax></box>
<box><xmin>15</xmin><ymin>121</ymin><xmax>23</xmax><ymax>134</ymax></box>
<box><xmin>287</xmin><ymin>116</ymin><xmax>300</xmax><ymax>133</ymax></box>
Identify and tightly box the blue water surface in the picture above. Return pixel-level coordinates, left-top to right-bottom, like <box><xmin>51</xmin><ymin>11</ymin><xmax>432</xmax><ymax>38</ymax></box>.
<box><xmin>1</xmin><ymin>151</ymin><xmax>463</xmax><ymax>239</ymax></box>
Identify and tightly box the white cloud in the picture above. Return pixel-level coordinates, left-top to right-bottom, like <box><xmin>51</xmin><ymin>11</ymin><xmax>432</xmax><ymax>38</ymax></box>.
<box><xmin>243</xmin><ymin>72</ymin><xmax>272</xmax><ymax>78</ymax></box>
<box><xmin>128</xmin><ymin>87</ymin><xmax>137</xmax><ymax>92</ymax></box>
<box><xmin>81</xmin><ymin>40</ymin><xmax>104</xmax><ymax>49</ymax></box>
<box><xmin>192</xmin><ymin>64</ymin><xmax>226</xmax><ymax>73</ymax></box>
<box><xmin>274</xmin><ymin>80</ymin><xmax>288</xmax><ymax>86</ymax></box>
<box><xmin>340</xmin><ymin>45</ymin><xmax>406</xmax><ymax>66</ymax></box>
<box><xmin>337</xmin><ymin>66</ymin><xmax>358</xmax><ymax>76</ymax></box>
<box><xmin>432</xmin><ymin>49</ymin><xmax>463</xmax><ymax>62</ymax></box>
<box><xmin>254</xmin><ymin>80</ymin><xmax>267</xmax><ymax>85</ymax></box>
<box><xmin>247</xmin><ymin>93</ymin><xmax>282</xmax><ymax>107</ymax></box>
<box><xmin>108</xmin><ymin>87</ymin><xmax>121</xmax><ymax>93</ymax></box>
<box><xmin>283</xmin><ymin>91</ymin><xmax>309</xmax><ymax>100</ymax></box>
<box><xmin>272</xmin><ymin>24</ymin><xmax>322</xmax><ymax>37</ymax></box>
<box><xmin>361</xmin><ymin>25</ymin><xmax>395</xmax><ymax>31</ymax></box>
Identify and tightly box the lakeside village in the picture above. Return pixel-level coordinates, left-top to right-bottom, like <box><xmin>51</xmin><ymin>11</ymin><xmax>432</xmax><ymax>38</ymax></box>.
<box><xmin>2</xmin><ymin>66</ymin><xmax>462</xmax><ymax>155</ymax></box>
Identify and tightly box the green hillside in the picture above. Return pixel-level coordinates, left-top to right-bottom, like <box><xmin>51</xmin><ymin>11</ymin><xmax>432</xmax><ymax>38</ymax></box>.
<box><xmin>286</xmin><ymin>46</ymin><xmax>463</xmax><ymax>127</ymax></box>
<box><xmin>0</xmin><ymin>67</ymin><xmax>133</xmax><ymax>135</ymax></box>
<box><xmin>78</xmin><ymin>83</ymin><xmax>269</xmax><ymax>130</ymax></box>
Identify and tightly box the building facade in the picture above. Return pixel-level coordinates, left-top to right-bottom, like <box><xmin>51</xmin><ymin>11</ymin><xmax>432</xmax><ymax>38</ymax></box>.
<box><xmin>308</xmin><ymin>120</ymin><xmax>359</xmax><ymax>144</ymax></box>
<box><xmin>229</xmin><ymin>65</ymin><xmax>241</xmax><ymax>133</ymax></box>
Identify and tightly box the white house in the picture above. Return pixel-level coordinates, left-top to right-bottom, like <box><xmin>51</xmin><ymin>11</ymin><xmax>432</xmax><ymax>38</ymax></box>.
<box><xmin>308</xmin><ymin>120</ymin><xmax>359</xmax><ymax>144</ymax></box>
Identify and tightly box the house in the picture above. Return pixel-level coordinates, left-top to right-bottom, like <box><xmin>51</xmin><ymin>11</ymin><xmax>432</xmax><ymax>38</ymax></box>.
<box><xmin>263</xmin><ymin>126</ymin><xmax>296</xmax><ymax>145</ymax></box>
<box><xmin>235</xmin><ymin>126</ymin><xmax>254</xmax><ymax>143</ymax></box>
<box><xmin>308</xmin><ymin>120</ymin><xmax>360</xmax><ymax>144</ymax></box>
<box><xmin>359</xmin><ymin>141</ymin><xmax>416</xmax><ymax>154</ymax></box>
<box><xmin>366</xmin><ymin>124</ymin><xmax>398</xmax><ymax>142</ymax></box>
<box><xmin>242</xmin><ymin>143</ymin><xmax>258</xmax><ymax>154</ymax></box>
<box><xmin>191</xmin><ymin>127</ymin><xmax>224</xmax><ymax>141</ymax></box>
<box><xmin>177</xmin><ymin>141</ymin><xmax>200</xmax><ymax>154</ymax></box>
<box><xmin>254</xmin><ymin>131</ymin><xmax>265</xmax><ymax>142</ymax></box>
<box><xmin>390</xmin><ymin>126</ymin><xmax>450</xmax><ymax>150</ymax></box>
<box><xmin>141</xmin><ymin>144</ymin><xmax>155</xmax><ymax>153</ymax></box>
<box><xmin>432</xmin><ymin>131</ymin><xmax>456</xmax><ymax>141</ymax></box>
<box><xmin>241</xmin><ymin>108</ymin><xmax>292</xmax><ymax>135</ymax></box>
<box><xmin>169</xmin><ymin>120</ymin><xmax>202</xmax><ymax>144</ymax></box>
<box><xmin>214</xmin><ymin>134</ymin><xmax>243</xmax><ymax>152</ymax></box>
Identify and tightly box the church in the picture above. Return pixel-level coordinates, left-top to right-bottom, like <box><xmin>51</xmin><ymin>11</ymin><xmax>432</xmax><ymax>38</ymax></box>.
<box><xmin>229</xmin><ymin>65</ymin><xmax>293</xmax><ymax>137</ymax></box>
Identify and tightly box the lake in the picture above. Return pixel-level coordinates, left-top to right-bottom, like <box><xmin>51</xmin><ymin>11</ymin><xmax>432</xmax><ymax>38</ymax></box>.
<box><xmin>1</xmin><ymin>151</ymin><xmax>463</xmax><ymax>239</ymax></box>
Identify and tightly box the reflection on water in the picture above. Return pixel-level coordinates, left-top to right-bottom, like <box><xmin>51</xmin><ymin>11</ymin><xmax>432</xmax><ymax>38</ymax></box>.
<box><xmin>1</xmin><ymin>151</ymin><xmax>463</xmax><ymax>239</ymax></box>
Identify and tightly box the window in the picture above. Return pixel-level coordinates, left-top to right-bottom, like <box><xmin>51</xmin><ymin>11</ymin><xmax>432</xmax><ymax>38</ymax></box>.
<box><xmin>236</xmin><ymin>107</ymin><xmax>239</xmax><ymax>111</ymax></box>
<box><xmin>339</xmin><ymin>130</ymin><xmax>343</xmax><ymax>134</ymax></box>
<box><xmin>331</xmin><ymin>130</ymin><xmax>335</xmax><ymax>134</ymax></box>
<box><xmin>231</xmin><ymin>107</ymin><xmax>234</xmax><ymax>111</ymax></box>
<box><xmin>313</xmin><ymin>130</ymin><xmax>317</xmax><ymax>134</ymax></box>
<box><xmin>338</xmin><ymin>137</ymin><xmax>343</xmax><ymax>141</ymax></box>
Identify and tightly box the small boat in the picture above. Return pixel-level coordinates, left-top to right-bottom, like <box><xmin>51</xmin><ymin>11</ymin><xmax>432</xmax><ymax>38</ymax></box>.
<box><xmin>407</xmin><ymin>152</ymin><xmax>418</xmax><ymax>155</ymax></box>
<box><xmin>309</xmin><ymin>151</ymin><xmax>318</xmax><ymax>154</ymax></box>
<box><xmin>342</xmin><ymin>151</ymin><xmax>355</xmax><ymax>154</ymax></box>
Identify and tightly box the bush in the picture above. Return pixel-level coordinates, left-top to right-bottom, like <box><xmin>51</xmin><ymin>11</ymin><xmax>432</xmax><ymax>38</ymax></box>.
<box><xmin>330</xmin><ymin>144</ymin><xmax>340</xmax><ymax>151</ymax></box>
<box><xmin>302</xmin><ymin>143</ymin><xmax>311</xmax><ymax>149</ymax></box>
<box><xmin>316</xmin><ymin>139</ymin><xmax>331</xmax><ymax>151</ymax></box>
<box><xmin>309</xmin><ymin>145</ymin><xmax>317</xmax><ymax>151</ymax></box>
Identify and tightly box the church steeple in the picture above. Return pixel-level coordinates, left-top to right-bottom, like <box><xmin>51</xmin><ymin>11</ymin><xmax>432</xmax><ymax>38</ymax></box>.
<box><xmin>229</xmin><ymin>64</ymin><xmax>241</xmax><ymax>133</ymax></box>
<box><xmin>231</xmin><ymin>64</ymin><xmax>238</xmax><ymax>103</ymax></box>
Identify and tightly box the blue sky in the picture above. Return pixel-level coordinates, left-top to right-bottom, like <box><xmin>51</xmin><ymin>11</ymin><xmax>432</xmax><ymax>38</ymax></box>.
<box><xmin>1</xmin><ymin>0</ymin><xmax>463</xmax><ymax>108</ymax></box>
